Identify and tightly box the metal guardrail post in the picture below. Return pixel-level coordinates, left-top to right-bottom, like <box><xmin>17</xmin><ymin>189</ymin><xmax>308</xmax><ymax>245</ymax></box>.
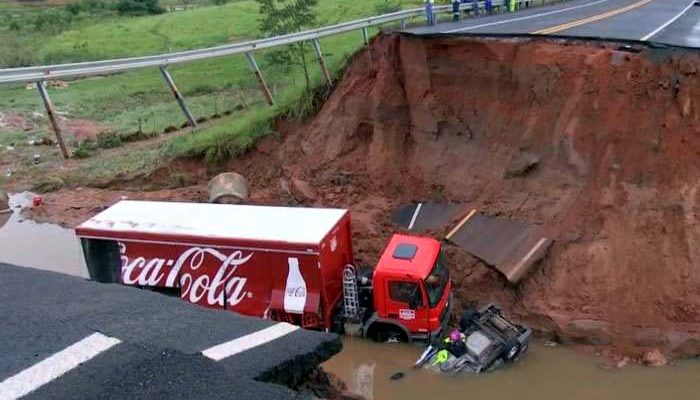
<box><xmin>244</xmin><ymin>52</ymin><xmax>274</xmax><ymax>106</ymax></box>
<box><xmin>362</xmin><ymin>27</ymin><xmax>369</xmax><ymax>45</ymax></box>
<box><xmin>400</xmin><ymin>18</ymin><xmax>407</xmax><ymax>29</ymax></box>
<box><xmin>312</xmin><ymin>39</ymin><xmax>332</xmax><ymax>85</ymax></box>
<box><xmin>159</xmin><ymin>66</ymin><xmax>197</xmax><ymax>127</ymax></box>
<box><xmin>36</xmin><ymin>81</ymin><xmax>70</xmax><ymax>159</ymax></box>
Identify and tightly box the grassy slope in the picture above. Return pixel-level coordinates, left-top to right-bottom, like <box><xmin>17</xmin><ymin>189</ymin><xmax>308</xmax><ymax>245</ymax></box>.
<box><xmin>0</xmin><ymin>0</ymin><xmax>422</xmax><ymax>186</ymax></box>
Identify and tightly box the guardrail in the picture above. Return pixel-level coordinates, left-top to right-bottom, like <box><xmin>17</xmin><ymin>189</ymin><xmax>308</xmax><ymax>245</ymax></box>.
<box><xmin>0</xmin><ymin>0</ymin><xmax>555</xmax><ymax>158</ymax></box>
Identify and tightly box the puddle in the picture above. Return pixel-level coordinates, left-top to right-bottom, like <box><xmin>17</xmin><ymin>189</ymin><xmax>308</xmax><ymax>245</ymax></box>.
<box><xmin>0</xmin><ymin>192</ymin><xmax>87</xmax><ymax>278</ymax></box>
<box><xmin>324</xmin><ymin>338</ymin><xmax>700</xmax><ymax>400</ymax></box>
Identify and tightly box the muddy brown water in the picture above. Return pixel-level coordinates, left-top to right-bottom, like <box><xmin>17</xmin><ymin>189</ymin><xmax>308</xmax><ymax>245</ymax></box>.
<box><xmin>2</xmin><ymin>193</ymin><xmax>700</xmax><ymax>399</ymax></box>
<box><xmin>324</xmin><ymin>339</ymin><xmax>700</xmax><ymax>400</ymax></box>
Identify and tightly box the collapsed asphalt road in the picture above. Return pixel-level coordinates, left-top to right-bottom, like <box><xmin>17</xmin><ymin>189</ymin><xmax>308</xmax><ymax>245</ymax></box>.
<box><xmin>0</xmin><ymin>264</ymin><xmax>341</xmax><ymax>400</ymax></box>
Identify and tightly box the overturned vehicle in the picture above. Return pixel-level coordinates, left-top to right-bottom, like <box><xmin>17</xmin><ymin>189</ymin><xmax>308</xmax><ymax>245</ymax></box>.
<box><xmin>415</xmin><ymin>304</ymin><xmax>531</xmax><ymax>374</ymax></box>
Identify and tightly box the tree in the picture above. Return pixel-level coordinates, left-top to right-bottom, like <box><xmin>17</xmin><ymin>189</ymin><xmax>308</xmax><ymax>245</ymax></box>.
<box><xmin>255</xmin><ymin>0</ymin><xmax>319</xmax><ymax>88</ymax></box>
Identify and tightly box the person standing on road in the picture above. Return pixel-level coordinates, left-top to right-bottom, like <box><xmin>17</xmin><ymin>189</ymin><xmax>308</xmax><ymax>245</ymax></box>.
<box><xmin>452</xmin><ymin>0</ymin><xmax>461</xmax><ymax>21</ymax></box>
<box><xmin>425</xmin><ymin>0</ymin><xmax>435</xmax><ymax>26</ymax></box>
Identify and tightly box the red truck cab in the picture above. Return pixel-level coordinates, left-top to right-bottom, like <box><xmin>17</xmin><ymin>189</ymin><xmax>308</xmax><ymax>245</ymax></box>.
<box><xmin>364</xmin><ymin>234</ymin><xmax>452</xmax><ymax>342</ymax></box>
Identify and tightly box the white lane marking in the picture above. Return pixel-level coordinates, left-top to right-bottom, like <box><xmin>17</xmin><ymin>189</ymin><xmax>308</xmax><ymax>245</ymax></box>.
<box><xmin>407</xmin><ymin>203</ymin><xmax>423</xmax><ymax>231</ymax></box>
<box><xmin>640</xmin><ymin>0</ymin><xmax>696</xmax><ymax>40</ymax></box>
<box><xmin>445</xmin><ymin>0</ymin><xmax>611</xmax><ymax>32</ymax></box>
<box><xmin>202</xmin><ymin>323</ymin><xmax>300</xmax><ymax>362</ymax></box>
<box><xmin>0</xmin><ymin>333</ymin><xmax>121</xmax><ymax>400</ymax></box>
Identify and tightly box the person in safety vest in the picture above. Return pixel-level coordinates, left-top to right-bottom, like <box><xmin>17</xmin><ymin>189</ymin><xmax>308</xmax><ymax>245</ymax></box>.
<box><xmin>432</xmin><ymin>329</ymin><xmax>467</xmax><ymax>366</ymax></box>
<box><xmin>425</xmin><ymin>0</ymin><xmax>435</xmax><ymax>26</ymax></box>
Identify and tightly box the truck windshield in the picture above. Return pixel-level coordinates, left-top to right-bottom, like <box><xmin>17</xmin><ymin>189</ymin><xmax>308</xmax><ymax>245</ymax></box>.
<box><xmin>424</xmin><ymin>253</ymin><xmax>449</xmax><ymax>308</ymax></box>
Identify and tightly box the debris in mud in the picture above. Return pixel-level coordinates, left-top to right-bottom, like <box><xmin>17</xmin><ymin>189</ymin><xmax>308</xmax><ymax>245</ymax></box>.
<box><xmin>291</xmin><ymin>178</ymin><xmax>317</xmax><ymax>201</ymax></box>
<box><xmin>505</xmin><ymin>150</ymin><xmax>539</xmax><ymax>178</ymax></box>
<box><xmin>640</xmin><ymin>349</ymin><xmax>668</xmax><ymax>367</ymax></box>
<box><xmin>297</xmin><ymin>368</ymin><xmax>365</xmax><ymax>400</ymax></box>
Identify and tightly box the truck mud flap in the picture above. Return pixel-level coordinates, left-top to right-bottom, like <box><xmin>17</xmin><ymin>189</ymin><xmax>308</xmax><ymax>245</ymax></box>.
<box><xmin>445</xmin><ymin>211</ymin><xmax>552</xmax><ymax>284</ymax></box>
<box><xmin>393</xmin><ymin>202</ymin><xmax>470</xmax><ymax>232</ymax></box>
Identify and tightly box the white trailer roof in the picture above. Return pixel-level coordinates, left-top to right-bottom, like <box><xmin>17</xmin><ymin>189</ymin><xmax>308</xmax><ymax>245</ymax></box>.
<box><xmin>77</xmin><ymin>200</ymin><xmax>348</xmax><ymax>245</ymax></box>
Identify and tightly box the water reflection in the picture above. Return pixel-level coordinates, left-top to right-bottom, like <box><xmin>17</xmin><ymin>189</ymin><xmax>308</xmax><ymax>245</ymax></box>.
<box><xmin>0</xmin><ymin>193</ymin><xmax>87</xmax><ymax>278</ymax></box>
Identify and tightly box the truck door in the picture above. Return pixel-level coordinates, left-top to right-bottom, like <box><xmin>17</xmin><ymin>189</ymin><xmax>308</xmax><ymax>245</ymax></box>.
<box><xmin>385</xmin><ymin>279</ymin><xmax>429</xmax><ymax>335</ymax></box>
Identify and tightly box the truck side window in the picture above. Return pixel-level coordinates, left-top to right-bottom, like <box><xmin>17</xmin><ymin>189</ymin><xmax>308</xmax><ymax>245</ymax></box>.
<box><xmin>389</xmin><ymin>281</ymin><xmax>422</xmax><ymax>306</ymax></box>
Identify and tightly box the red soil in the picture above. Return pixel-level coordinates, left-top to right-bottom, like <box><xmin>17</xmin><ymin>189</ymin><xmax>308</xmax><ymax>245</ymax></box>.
<box><xmin>30</xmin><ymin>34</ymin><xmax>700</xmax><ymax>361</ymax></box>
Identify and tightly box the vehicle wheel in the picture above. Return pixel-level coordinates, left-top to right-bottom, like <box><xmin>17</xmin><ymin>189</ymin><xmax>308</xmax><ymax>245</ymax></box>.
<box><xmin>459</xmin><ymin>308</ymin><xmax>478</xmax><ymax>331</ymax></box>
<box><xmin>373</xmin><ymin>327</ymin><xmax>405</xmax><ymax>343</ymax></box>
<box><xmin>504</xmin><ymin>340</ymin><xmax>520</xmax><ymax>363</ymax></box>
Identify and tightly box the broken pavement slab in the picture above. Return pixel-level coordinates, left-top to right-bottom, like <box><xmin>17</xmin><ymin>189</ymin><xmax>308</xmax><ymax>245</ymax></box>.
<box><xmin>0</xmin><ymin>264</ymin><xmax>341</xmax><ymax>400</ymax></box>
<box><xmin>393</xmin><ymin>202</ymin><xmax>470</xmax><ymax>232</ymax></box>
<box><xmin>446</xmin><ymin>210</ymin><xmax>552</xmax><ymax>284</ymax></box>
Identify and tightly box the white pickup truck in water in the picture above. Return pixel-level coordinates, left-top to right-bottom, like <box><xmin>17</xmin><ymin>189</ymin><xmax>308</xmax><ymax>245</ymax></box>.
<box><xmin>415</xmin><ymin>304</ymin><xmax>531</xmax><ymax>374</ymax></box>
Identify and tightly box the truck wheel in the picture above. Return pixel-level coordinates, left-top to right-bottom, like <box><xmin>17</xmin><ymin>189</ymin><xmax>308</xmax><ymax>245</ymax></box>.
<box><xmin>372</xmin><ymin>326</ymin><xmax>406</xmax><ymax>343</ymax></box>
<box><xmin>504</xmin><ymin>340</ymin><xmax>520</xmax><ymax>363</ymax></box>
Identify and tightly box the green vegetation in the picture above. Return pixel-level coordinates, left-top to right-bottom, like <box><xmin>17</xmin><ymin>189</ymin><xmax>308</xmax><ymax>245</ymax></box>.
<box><xmin>0</xmin><ymin>0</ymin><xmax>423</xmax><ymax>186</ymax></box>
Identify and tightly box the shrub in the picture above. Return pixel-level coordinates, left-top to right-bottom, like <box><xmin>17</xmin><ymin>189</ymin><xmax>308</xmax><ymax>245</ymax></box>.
<box><xmin>96</xmin><ymin>132</ymin><xmax>123</xmax><ymax>149</ymax></box>
<box><xmin>115</xmin><ymin>0</ymin><xmax>166</xmax><ymax>16</ymax></box>
<box><xmin>374</xmin><ymin>0</ymin><xmax>402</xmax><ymax>14</ymax></box>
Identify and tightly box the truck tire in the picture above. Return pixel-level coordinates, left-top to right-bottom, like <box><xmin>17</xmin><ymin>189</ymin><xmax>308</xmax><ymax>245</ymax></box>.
<box><xmin>459</xmin><ymin>308</ymin><xmax>478</xmax><ymax>331</ymax></box>
<box><xmin>371</xmin><ymin>324</ymin><xmax>406</xmax><ymax>343</ymax></box>
<box><xmin>504</xmin><ymin>340</ymin><xmax>520</xmax><ymax>363</ymax></box>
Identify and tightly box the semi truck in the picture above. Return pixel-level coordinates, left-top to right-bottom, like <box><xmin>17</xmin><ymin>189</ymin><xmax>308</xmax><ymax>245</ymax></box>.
<box><xmin>75</xmin><ymin>200</ymin><xmax>453</xmax><ymax>343</ymax></box>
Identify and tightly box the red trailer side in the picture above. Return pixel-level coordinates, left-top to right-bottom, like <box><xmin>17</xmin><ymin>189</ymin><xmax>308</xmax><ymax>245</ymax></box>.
<box><xmin>75</xmin><ymin>201</ymin><xmax>351</xmax><ymax>330</ymax></box>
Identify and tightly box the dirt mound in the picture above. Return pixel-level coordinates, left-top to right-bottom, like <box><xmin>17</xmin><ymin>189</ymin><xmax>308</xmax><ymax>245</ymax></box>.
<box><xmin>32</xmin><ymin>33</ymin><xmax>700</xmax><ymax>360</ymax></box>
<box><xmin>267</xmin><ymin>34</ymin><xmax>700</xmax><ymax>359</ymax></box>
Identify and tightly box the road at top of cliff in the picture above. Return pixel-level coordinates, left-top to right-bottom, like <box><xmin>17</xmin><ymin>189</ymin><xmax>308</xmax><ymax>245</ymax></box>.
<box><xmin>409</xmin><ymin>0</ymin><xmax>700</xmax><ymax>48</ymax></box>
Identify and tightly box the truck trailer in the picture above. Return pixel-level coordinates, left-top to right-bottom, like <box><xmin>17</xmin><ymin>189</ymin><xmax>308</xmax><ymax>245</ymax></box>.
<box><xmin>76</xmin><ymin>200</ymin><xmax>453</xmax><ymax>342</ymax></box>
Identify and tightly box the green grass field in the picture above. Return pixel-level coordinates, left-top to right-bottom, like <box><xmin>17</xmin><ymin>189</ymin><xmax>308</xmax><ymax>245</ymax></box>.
<box><xmin>0</xmin><ymin>0</ymin><xmax>424</xmax><ymax>187</ymax></box>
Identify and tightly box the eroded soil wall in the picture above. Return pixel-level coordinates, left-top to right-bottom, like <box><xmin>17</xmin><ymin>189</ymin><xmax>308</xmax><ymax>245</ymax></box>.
<box><xmin>277</xmin><ymin>34</ymin><xmax>700</xmax><ymax>359</ymax></box>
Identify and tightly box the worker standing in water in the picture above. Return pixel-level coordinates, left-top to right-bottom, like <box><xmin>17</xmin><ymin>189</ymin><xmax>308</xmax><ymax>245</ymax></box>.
<box><xmin>425</xmin><ymin>0</ymin><xmax>435</xmax><ymax>26</ymax></box>
<box><xmin>452</xmin><ymin>0</ymin><xmax>461</xmax><ymax>21</ymax></box>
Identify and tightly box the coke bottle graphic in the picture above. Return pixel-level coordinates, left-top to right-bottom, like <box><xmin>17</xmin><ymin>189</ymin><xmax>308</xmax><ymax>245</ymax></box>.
<box><xmin>284</xmin><ymin>257</ymin><xmax>307</xmax><ymax>314</ymax></box>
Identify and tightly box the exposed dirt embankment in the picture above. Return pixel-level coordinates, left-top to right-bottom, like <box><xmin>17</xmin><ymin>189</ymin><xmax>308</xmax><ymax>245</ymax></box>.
<box><xmin>274</xmin><ymin>34</ymin><xmax>700</xmax><ymax>360</ymax></box>
<box><xmin>31</xmin><ymin>33</ymin><xmax>700</xmax><ymax>361</ymax></box>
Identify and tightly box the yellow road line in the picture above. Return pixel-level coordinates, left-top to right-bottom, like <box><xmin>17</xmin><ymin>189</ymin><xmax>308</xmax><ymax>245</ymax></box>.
<box><xmin>445</xmin><ymin>209</ymin><xmax>478</xmax><ymax>241</ymax></box>
<box><xmin>531</xmin><ymin>0</ymin><xmax>656</xmax><ymax>35</ymax></box>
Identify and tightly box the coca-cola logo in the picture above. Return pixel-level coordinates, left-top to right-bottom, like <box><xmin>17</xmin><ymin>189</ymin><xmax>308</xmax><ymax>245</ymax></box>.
<box><xmin>120</xmin><ymin>243</ymin><xmax>254</xmax><ymax>307</ymax></box>
<box><xmin>286</xmin><ymin>286</ymin><xmax>307</xmax><ymax>298</ymax></box>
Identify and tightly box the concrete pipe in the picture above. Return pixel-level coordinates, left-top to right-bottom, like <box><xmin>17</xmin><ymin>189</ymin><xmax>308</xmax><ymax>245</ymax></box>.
<box><xmin>208</xmin><ymin>172</ymin><xmax>250</xmax><ymax>204</ymax></box>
